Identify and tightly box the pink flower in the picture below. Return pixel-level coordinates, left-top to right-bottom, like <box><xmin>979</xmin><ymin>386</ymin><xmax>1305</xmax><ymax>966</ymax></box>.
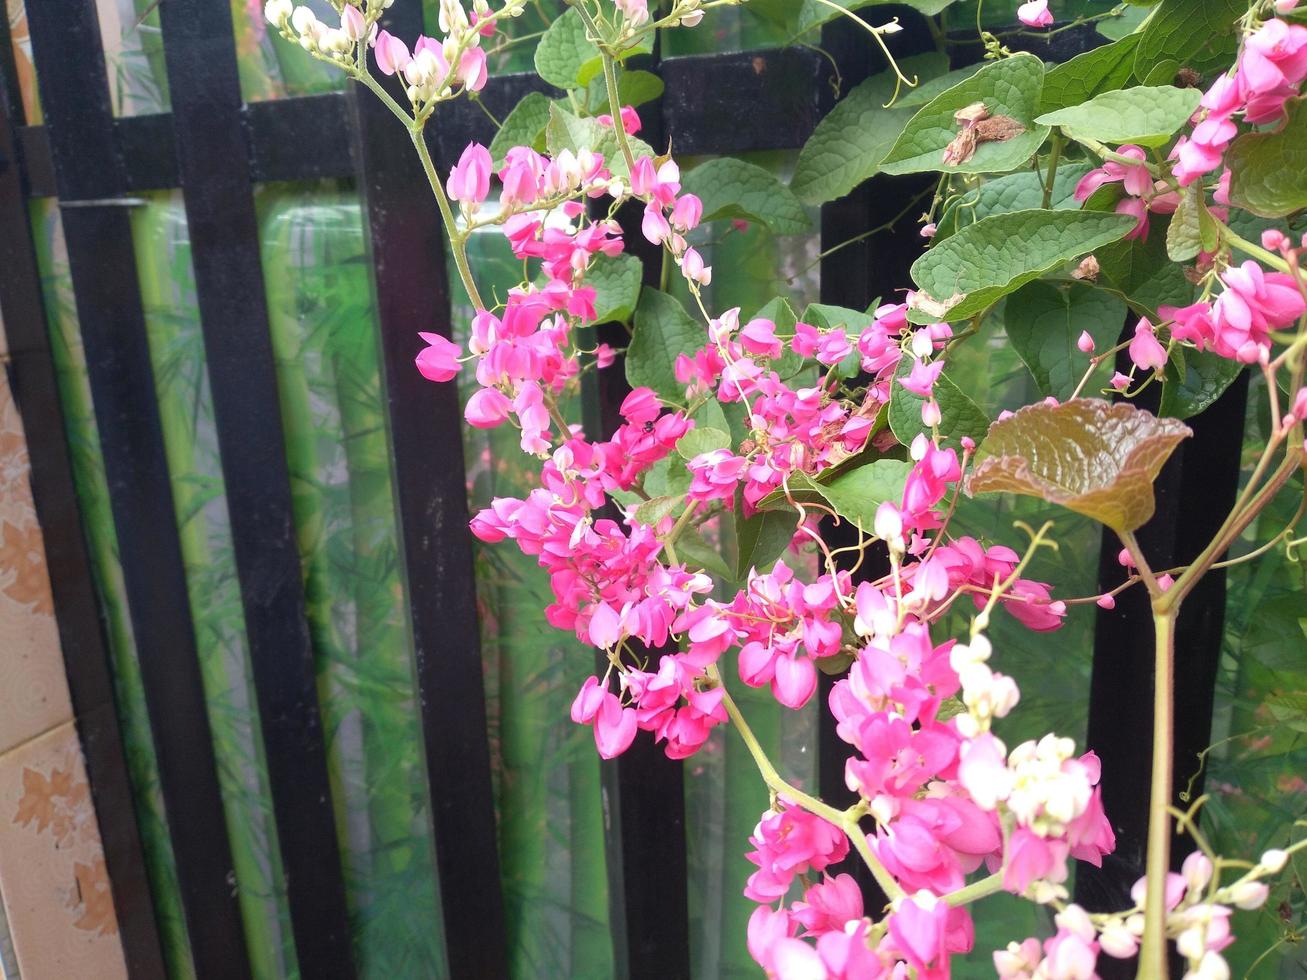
<box><xmin>681</xmin><ymin>247</ymin><xmax>711</xmax><ymax>286</ymax></box>
<box><xmin>671</xmin><ymin>194</ymin><xmax>704</xmax><ymax>231</ymax></box>
<box><xmin>791</xmin><ymin>874</ymin><xmax>864</xmax><ymax>936</ymax></box>
<box><xmin>740</xmin><ymin>317</ymin><xmax>783</xmax><ymax>359</ymax></box>
<box><xmin>340</xmin><ymin>5</ymin><xmax>367</xmax><ymax>42</ymax></box>
<box><xmin>641</xmin><ymin>203</ymin><xmax>671</xmax><ymax>245</ymax></box>
<box><xmin>920</xmin><ymin>222</ymin><xmax>937</xmax><ymax>238</ymax></box>
<box><xmin>1076</xmin><ymin>331</ymin><xmax>1095</xmax><ymax>353</ymax></box>
<box><xmin>1210</xmin><ymin>260</ymin><xmax>1307</xmax><ymax>361</ymax></box>
<box><xmin>372</xmin><ymin>30</ymin><xmax>411</xmax><ymax>75</ymax></box>
<box><xmin>457</xmin><ymin>46</ymin><xmax>488</xmax><ymax>92</ymax></box>
<box><xmin>416</xmin><ymin>331</ymin><xmax>461</xmax><ymax>381</ymax></box>
<box><xmin>1074</xmin><ymin>145</ymin><xmax>1150</xmax><ymax>201</ymax></box>
<box><xmin>447</xmin><ymin>142</ymin><xmax>492</xmax><ymax>204</ymax></box>
<box><xmin>1128</xmin><ymin>318</ymin><xmax>1168</xmax><ymax>373</ymax></box>
<box><xmin>464</xmin><ymin>386</ymin><xmax>511</xmax><ymax>427</ymax></box>
<box><xmin>899</xmin><ymin>358</ymin><xmax>944</xmax><ymax>397</ymax></box>
<box><xmin>888</xmin><ymin>892</ymin><xmax>951</xmax><ymax>977</ymax></box>
<box><xmin>1017</xmin><ymin>0</ymin><xmax>1053</xmax><ymax>27</ymax></box>
<box><xmin>593</xmin><ymin>694</ymin><xmax>638</xmax><ymax>758</ymax></box>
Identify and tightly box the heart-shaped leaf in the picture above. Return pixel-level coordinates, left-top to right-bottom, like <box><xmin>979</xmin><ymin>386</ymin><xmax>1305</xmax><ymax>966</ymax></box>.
<box><xmin>965</xmin><ymin>399</ymin><xmax>1191</xmax><ymax>532</ymax></box>
<box><xmin>1036</xmin><ymin>85</ymin><xmax>1201</xmax><ymax>148</ymax></box>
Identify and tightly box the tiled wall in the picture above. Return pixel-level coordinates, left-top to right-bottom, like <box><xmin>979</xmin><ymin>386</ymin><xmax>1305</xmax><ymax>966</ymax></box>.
<box><xmin>0</xmin><ymin>320</ymin><xmax>128</xmax><ymax>978</ymax></box>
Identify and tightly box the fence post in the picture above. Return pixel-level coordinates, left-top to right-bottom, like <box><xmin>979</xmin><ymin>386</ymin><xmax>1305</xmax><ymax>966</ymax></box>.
<box><xmin>153</xmin><ymin>2</ymin><xmax>358</xmax><ymax>975</ymax></box>
<box><xmin>0</xmin><ymin>21</ymin><xmax>167</xmax><ymax>978</ymax></box>
<box><xmin>348</xmin><ymin>4</ymin><xmax>509</xmax><ymax>976</ymax></box>
<box><xmin>21</xmin><ymin>2</ymin><xmax>254</xmax><ymax>974</ymax></box>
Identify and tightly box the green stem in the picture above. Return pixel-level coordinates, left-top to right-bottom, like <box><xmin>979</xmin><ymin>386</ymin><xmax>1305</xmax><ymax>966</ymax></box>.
<box><xmin>600</xmin><ymin>51</ymin><xmax>637</xmax><ymax>174</ymax></box>
<box><xmin>942</xmin><ymin>870</ymin><xmax>1005</xmax><ymax>907</ymax></box>
<box><xmin>709</xmin><ymin>666</ymin><xmax>906</xmax><ymax>905</ymax></box>
<box><xmin>408</xmin><ymin>126</ymin><xmax>486</xmax><ymax>311</ymax></box>
<box><xmin>1042</xmin><ymin>129</ymin><xmax>1062</xmax><ymax>209</ymax></box>
<box><xmin>1215</xmin><ymin>217</ymin><xmax>1292</xmax><ymax>273</ymax></box>
<box><xmin>1138</xmin><ymin>607</ymin><xmax>1177</xmax><ymax>980</ymax></box>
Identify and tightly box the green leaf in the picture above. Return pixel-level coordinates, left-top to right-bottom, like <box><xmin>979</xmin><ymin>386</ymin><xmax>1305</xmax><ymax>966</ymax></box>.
<box><xmin>534</xmin><ymin>9</ymin><xmax>598</xmax><ymax>90</ymax></box>
<box><xmin>1003</xmin><ymin>281</ymin><xmax>1127</xmax><ymax>400</ymax></box>
<box><xmin>626</xmin><ymin>288</ymin><xmax>704</xmax><ymax>401</ymax></box>
<box><xmin>1159</xmin><ymin>346</ymin><xmax>1246</xmax><ymax>419</ymax></box>
<box><xmin>1096</xmin><ymin>216</ymin><xmax>1197</xmax><ymax>315</ymax></box>
<box><xmin>680</xmin><ymin>157</ymin><xmax>811</xmax><ymax>235</ymax></box>
<box><xmin>802</xmin><ymin>303</ymin><xmax>871</xmax><ymax>334</ymax></box>
<box><xmin>791</xmin><ymin>53</ymin><xmax>949</xmax><ymax>204</ymax></box>
<box><xmin>1226</xmin><ymin>99</ymin><xmax>1307</xmax><ymax>218</ymax></box>
<box><xmin>534</xmin><ymin>8</ymin><xmax>652</xmax><ymax>90</ymax></box>
<box><xmin>755</xmin><ymin>459</ymin><xmax>911</xmax><ymax>531</ymax></box>
<box><xmin>1037</xmin><ymin>85</ymin><xmax>1200</xmax><ymax>148</ymax></box>
<box><xmin>676</xmin><ymin>426</ymin><xmax>731</xmax><ymax>460</ymax></box>
<box><xmin>676</xmin><ymin>526</ymin><xmax>735</xmax><ymax>581</ymax></box>
<box><xmin>489</xmin><ymin>92</ymin><xmax>552</xmax><ymax>166</ymax></box>
<box><xmin>1134</xmin><ymin>0</ymin><xmax>1245</xmax><ymax>77</ymax></box>
<box><xmin>1098</xmin><ymin>4</ymin><xmax>1151</xmax><ymax>40</ymax></box>
<box><xmin>888</xmin><ymin>360</ymin><xmax>991</xmax><ymax>449</ymax></box>
<box><xmin>735</xmin><ymin>509</ymin><xmax>796</xmax><ymax>579</ymax></box>
<box><xmin>585</xmin><ymin>68</ymin><xmax>664</xmax><ymax>110</ymax></box>
<box><xmin>966</xmin><ymin>398</ymin><xmax>1191</xmax><ymax>532</ymax></box>
<box><xmin>909</xmin><ymin>209</ymin><xmax>1138</xmax><ymax>322</ymax></box>
<box><xmin>814</xmin><ymin>459</ymin><xmax>913</xmax><ymax>529</ymax></box>
<box><xmin>635</xmin><ymin>495</ymin><xmax>682</xmax><ymax>527</ymax></box>
<box><xmin>897</xmin><ymin>63</ymin><xmax>982</xmax><ymax>109</ymax></box>
<box><xmin>881</xmin><ymin>54</ymin><xmax>1050</xmax><ymax>177</ymax></box>
<box><xmin>587</xmin><ymin>253</ymin><xmax>643</xmax><ymax>324</ymax></box>
<box><xmin>642</xmin><ymin>452</ymin><xmax>691</xmax><ymax>498</ymax></box>
<box><xmin>794</xmin><ymin>0</ymin><xmax>956</xmax><ymax>36</ymax></box>
<box><xmin>1039</xmin><ymin>34</ymin><xmax>1143</xmax><ymax>113</ymax></box>
<box><xmin>934</xmin><ymin>163</ymin><xmax>1090</xmax><ymax>240</ymax></box>
<box><xmin>1166</xmin><ymin>182</ymin><xmax>1205</xmax><ymax>262</ymax></box>
<box><xmin>544</xmin><ymin>104</ymin><xmax>654</xmax><ymax>181</ymax></box>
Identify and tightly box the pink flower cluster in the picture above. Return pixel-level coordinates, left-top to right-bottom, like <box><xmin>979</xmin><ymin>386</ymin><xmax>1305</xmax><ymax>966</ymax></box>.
<box><xmin>1172</xmin><ymin>19</ymin><xmax>1307</xmax><ymax>186</ymax></box>
<box><xmin>1162</xmin><ymin>261</ymin><xmax>1306</xmax><ymax>363</ymax></box>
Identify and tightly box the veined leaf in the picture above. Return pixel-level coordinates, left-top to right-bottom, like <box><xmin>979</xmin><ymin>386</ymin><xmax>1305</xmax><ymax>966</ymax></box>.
<box><xmin>1003</xmin><ymin>281</ymin><xmax>1127</xmax><ymax>400</ymax></box>
<box><xmin>626</xmin><ymin>288</ymin><xmax>704</xmax><ymax>401</ymax></box>
<box><xmin>966</xmin><ymin>398</ymin><xmax>1191</xmax><ymax>532</ymax></box>
<box><xmin>934</xmin><ymin>163</ymin><xmax>1090</xmax><ymax>240</ymax></box>
<box><xmin>888</xmin><ymin>360</ymin><xmax>991</xmax><ymax>449</ymax></box>
<box><xmin>1133</xmin><ymin>0</ymin><xmax>1244</xmax><ymax>77</ymax></box>
<box><xmin>489</xmin><ymin>92</ymin><xmax>552</xmax><ymax>166</ymax></box>
<box><xmin>1039</xmin><ymin>34</ymin><xmax>1142</xmax><ymax>113</ymax></box>
<box><xmin>681</xmin><ymin>157</ymin><xmax>811</xmax><ymax>235</ymax></box>
<box><xmin>881</xmin><ymin>54</ymin><xmax>1049</xmax><ymax>177</ymax></box>
<box><xmin>791</xmin><ymin>53</ymin><xmax>948</xmax><ymax>204</ymax></box>
<box><xmin>1226</xmin><ymin>99</ymin><xmax>1307</xmax><ymax>218</ymax></box>
<box><xmin>534</xmin><ymin>8</ymin><xmax>651</xmax><ymax>90</ymax></box>
<box><xmin>756</xmin><ymin>459</ymin><xmax>911</xmax><ymax>531</ymax></box>
<box><xmin>587</xmin><ymin>253</ymin><xmax>643</xmax><ymax>324</ymax></box>
<box><xmin>1159</xmin><ymin>347</ymin><xmax>1246</xmax><ymax>419</ymax></box>
<box><xmin>735</xmin><ymin>509</ymin><xmax>797</xmax><ymax>579</ymax></box>
<box><xmin>909</xmin><ymin>209</ymin><xmax>1137</xmax><ymax>322</ymax></box>
<box><xmin>676</xmin><ymin>426</ymin><xmax>731</xmax><ymax>460</ymax></box>
<box><xmin>1037</xmin><ymin>85</ymin><xmax>1200</xmax><ymax>148</ymax></box>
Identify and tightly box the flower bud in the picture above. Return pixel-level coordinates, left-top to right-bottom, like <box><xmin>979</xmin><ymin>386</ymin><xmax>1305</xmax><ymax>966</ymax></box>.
<box><xmin>265</xmin><ymin>0</ymin><xmax>294</xmax><ymax>24</ymax></box>
<box><xmin>1260</xmin><ymin>849</ymin><xmax>1288</xmax><ymax>873</ymax></box>
<box><xmin>1226</xmin><ymin>881</ymin><xmax>1268</xmax><ymax>910</ymax></box>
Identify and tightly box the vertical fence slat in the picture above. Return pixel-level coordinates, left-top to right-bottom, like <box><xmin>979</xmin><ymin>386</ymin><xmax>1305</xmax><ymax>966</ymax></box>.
<box><xmin>152</xmin><ymin>3</ymin><xmax>358</xmax><ymax>976</ymax></box>
<box><xmin>0</xmin><ymin>32</ymin><xmax>167</xmax><ymax>980</ymax></box>
<box><xmin>347</xmin><ymin>5</ymin><xmax>508</xmax><ymax>976</ymax></box>
<box><xmin>585</xmin><ymin>52</ymin><xmax>693</xmax><ymax>979</ymax></box>
<box><xmin>1079</xmin><ymin>374</ymin><xmax>1250</xmax><ymax>930</ymax></box>
<box><xmin>21</xmin><ymin>3</ymin><xmax>253</xmax><ymax>975</ymax></box>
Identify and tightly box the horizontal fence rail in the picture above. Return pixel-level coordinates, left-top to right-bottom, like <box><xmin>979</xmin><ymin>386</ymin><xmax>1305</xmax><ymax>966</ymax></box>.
<box><xmin>0</xmin><ymin>4</ymin><xmax>1257</xmax><ymax>978</ymax></box>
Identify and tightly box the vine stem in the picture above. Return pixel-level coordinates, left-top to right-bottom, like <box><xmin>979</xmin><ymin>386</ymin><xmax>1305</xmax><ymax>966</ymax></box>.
<box><xmin>706</xmin><ymin>664</ymin><xmax>906</xmax><ymax>905</ymax></box>
<box><xmin>410</xmin><ymin>126</ymin><xmax>486</xmax><ymax>311</ymax></box>
<box><xmin>1138</xmin><ymin>606</ymin><xmax>1177</xmax><ymax>980</ymax></box>
<box><xmin>806</xmin><ymin>0</ymin><xmax>917</xmax><ymax>105</ymax></box>
<box><xmin>1042</xmin><ymin>129</ymin><xmax>1062</xmax><ymax>209</ymax></box>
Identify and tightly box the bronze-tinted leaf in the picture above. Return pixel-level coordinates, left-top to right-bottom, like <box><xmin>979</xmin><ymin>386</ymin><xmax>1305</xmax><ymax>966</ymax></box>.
<box><xmin>964</xmin><ymin>399</ymin><xmax>1191</xmax><ymax>532</ymax></box>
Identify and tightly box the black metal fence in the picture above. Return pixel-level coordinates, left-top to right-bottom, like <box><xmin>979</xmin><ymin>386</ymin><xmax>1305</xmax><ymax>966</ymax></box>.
<box><xmin>0</xmin><ymin>3</ymin><xmax>1247</xmax><ymax>978</ymax></box>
